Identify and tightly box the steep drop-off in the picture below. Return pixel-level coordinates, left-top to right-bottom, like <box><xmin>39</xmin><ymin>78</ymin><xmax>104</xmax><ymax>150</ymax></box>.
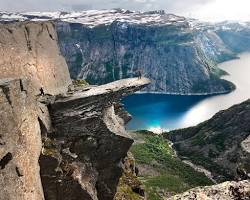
<box><xmin>1</xmin><ymin>10</ymin><xmax>248</xmax><ymax>95</ymax></box>
<box><xmin>0</xmin><ymin>79</ymin><xmax>46</xmax><ymax>200</ymax></box>
<box><xmin>0</xmin><ymin>21</ymin><xmax>72</xmax><ymax>200</ymax></box>
<box><xmin>56</xmin><ymin>20</ymin><xmax>234</xmax><ymax>95</ymax></box>
<box><xmin>0</xmin><ymin>21</ymin><xmax>150</xmax><ymax>200</ymax></box>
<box><xmin>40</xmin><ymin>77</ymin><xmax>150</xmax><ymax>200</ymax></box>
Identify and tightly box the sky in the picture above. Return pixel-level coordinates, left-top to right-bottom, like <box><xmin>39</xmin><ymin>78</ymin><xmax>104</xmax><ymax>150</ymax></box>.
<box><xmin>0</xmin><ymin>0</ymin><xmax>250</xmax><ymax>22</ymax></box>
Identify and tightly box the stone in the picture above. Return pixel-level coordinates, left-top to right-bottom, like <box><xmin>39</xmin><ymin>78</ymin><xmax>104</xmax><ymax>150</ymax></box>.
<box><xmin>169</xmin><ymin>180</ymin><xmax>250</xmax><ymax>200</ymax></box>
<box><xmin>0</xmin><ymin>22</ymin><xmax>71</xmax><ymax>95</ymax></box>
<box><xmin>0</xmin><ymin>79</ymin><xmax>44</xmax><ymax>200</ymax></box>
<box><xmin>39</xmin><ymin>77</ymin><xmax>150</xmax><ymax>200</ymax></box>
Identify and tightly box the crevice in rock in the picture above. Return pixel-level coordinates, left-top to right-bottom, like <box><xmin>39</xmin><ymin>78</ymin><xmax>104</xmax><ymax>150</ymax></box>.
<box><xmin>38</xmin><ymin>117</ymin><xmax>48</xmax><ymax>137</ymax></box>
<box><xmin>0</xmin><ymin>152</ymin><xmax>13</xmax><ymax>169</ymax></box>
<box><xmin>24</xmin><ymin>26</ymin><xmax>32</xmax><ymax>51</ymax></box>
<box><xmin>0</xmin><ymin>135</ymin><xmax>5</xmax><ymax>145</ymax></box>
<box><xmin>37</xmin><ymin>24</ymin><xmax>44</xmax><ymax>37</ymax></box>
<box><xmin>132</xmin><ymin>187</ymin><xmax>145</xmax><ymax>197</ymax></box>
<box><xmin>6</xmin><ymin>28</ymin><xmax>13</xmax><ymax>34</ymax></box>
<box><xmin>46</xmin><ymin>25</ymin><xmax>55</xmax><ymax>40</ymax></box>
<box><xmin>39</xmin><ymin>107</ymin><xmax>44</xmax><ymax>114</ymax></box>
<box><xmin>0</xmin><ymin>85</ymin><xmax>12</xmax><ymax>106</ymax></box>
<box><xmin>19</xmin><ymin>80</ymin><xmax>26</xmax><ymax>92</ymax></box>
<box><xmin>16</xmin><ymin>166</ymin><xmax>24</xmax><ymax>177</ymax></box>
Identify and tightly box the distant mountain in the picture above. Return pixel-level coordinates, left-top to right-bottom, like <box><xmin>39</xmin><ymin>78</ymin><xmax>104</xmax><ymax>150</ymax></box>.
<box><xmin>166</xmin><ymin>99</ymin><xmax>250</xmax><ymax>182</ymax></box>
<box><xmin>1</xmin><ymin>10</ymin><xmax>250</xmax><ymax>94</ymax></box>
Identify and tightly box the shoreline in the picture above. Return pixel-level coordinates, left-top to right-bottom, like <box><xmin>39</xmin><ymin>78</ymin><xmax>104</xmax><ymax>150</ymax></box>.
<box><xmin>134</xmin><ymin>89</ymin><xmax>233</xmax><ymax>96</ymax></box>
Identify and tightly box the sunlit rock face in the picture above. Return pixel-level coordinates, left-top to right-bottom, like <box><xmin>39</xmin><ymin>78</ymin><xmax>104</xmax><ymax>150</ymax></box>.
<box><xmin>0</xmin><ymin>79</ymin><xmax>46</xmax><ymax>200</ymax></box>
<box><xmin>0</xmin><ymin>22</ymin><xmax>71</xmax><ymax>95</ymax></box>
<box><xmin>0</xmin><ymin>21</ymin><xmax>70</xmax><ymax>200</ymax></box>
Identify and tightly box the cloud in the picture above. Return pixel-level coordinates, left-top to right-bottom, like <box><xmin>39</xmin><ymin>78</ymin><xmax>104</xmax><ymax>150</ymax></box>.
<box><xmin>0</xmin><ymin>0</ymin><xmax>214</xmax><ymax>12</ymax></box>
<box><xmin>0</xmin><ymin>0</ymin><xmax>249</xmax><ymax>21</ymax></box>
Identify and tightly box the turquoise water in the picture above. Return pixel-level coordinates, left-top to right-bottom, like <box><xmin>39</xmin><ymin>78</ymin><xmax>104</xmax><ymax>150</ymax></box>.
<box><xmin>122</xmin><ymin>53</ymin><xmax>250</xmax><ymax>131</ymax></box>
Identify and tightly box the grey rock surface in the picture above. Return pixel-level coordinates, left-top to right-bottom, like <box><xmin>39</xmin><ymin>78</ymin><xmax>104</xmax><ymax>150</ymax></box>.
<box><xmin>40</xmin><ymin>77</ymin><xmax>150</xmax><ymax>200</ymax></box>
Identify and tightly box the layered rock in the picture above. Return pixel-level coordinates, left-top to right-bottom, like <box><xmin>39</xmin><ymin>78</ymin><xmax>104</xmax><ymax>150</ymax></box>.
<box><xmin>0</xmin><ymin>21</ymin><xmax>71</xmax><ymax>95</ymax></box>
<box><xmin>39</xmin><ymin>77</ymin><xmax>150</xmax><ymax>200</ymax></box>
<box><xmin>169</xmin><ymin>180</ymin><xmax>250</xmax><ymax>200</ymax></box>
<box><xmin>166</xmin><ymin>99</ymin><xmax>250</xmax><ymax>182</ymax></box>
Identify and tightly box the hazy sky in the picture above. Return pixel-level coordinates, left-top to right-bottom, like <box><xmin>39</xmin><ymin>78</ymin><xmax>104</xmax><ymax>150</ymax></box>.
<box><xmin>0</xmin><ymin>0</ymin><xmax>250</xmax><ymax>21</ymax></box>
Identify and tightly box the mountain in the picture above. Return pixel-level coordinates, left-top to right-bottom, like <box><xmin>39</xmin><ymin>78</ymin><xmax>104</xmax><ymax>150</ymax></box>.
<box><xmin>166</xmin><ymin>99</ymin><xmax>250</xmax><ymax>182</ymax></box>
<box><xmin>0</xmin><ymin>9</ymin><xmax>246</xmax><ymax>95</ymax></box>
<box><xmin>0</xmin><ymin>21</ymin><xmax>150</xmax><ymax>200</ymax></box>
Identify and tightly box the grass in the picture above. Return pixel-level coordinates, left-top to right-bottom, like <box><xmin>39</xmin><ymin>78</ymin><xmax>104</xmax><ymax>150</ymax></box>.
<box><xmin>130</xmin><ymin>131</ymin><xmax>213</xmax><ymax>199</ymax></box>
<box><xmin>72</xmin><ymin>79</ymin><xmax>89</xmax><ymax>86</ymax></box>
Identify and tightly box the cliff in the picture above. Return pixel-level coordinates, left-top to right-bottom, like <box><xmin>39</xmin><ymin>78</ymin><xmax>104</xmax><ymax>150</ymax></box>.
<box><xmin>40</xmin><ymin>77</ymin><xmax>150</xmax><ymax>200</ymax></box>
<box><xmin>1</xmin><ymin>10</ymin><xmax>248</xmax><ymax>95</ymax></box>
<box><xmin>166</xmin><ymin>100</ymin><xmax>250</xmax><ymax>182</ymax></box>
<box><xmin>0</xmin><ymin>79</ymin><xmax>45</xmax><ymax>200</ymax></box>
<box><xmin>0</xmin><ymin>21</ymin><xmax>71</xmax><ymax>200</ymax></box>
<box><xmin>0</xmin><ymin>21</ymin><xmax>150</xmax><ymax>200</ymax></box>
<box><xmin>56</xmin><ymin>20</ymin><xmax>234</xmax><ymax>95</ymax></box>
<box><xmin>0</xmin><ymin>21</ymin><xmax>71</xmax><ymax>95</ymax></box>
<box><xmin>2</xmin><ymin>11</ymin><xmax>250</xmax><ymax>95</ymax></box>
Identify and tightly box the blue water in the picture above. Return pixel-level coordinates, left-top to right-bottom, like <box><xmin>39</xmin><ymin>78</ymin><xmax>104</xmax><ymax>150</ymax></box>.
<box><xmin>122</xmin><ymin>94</ymin><xmax>212</xmax><ymax>130</ymax></box>
<box><xmin>122</xmin><ymin>53</ymin><xmax>250</xmax><ymax>131</ymax></box>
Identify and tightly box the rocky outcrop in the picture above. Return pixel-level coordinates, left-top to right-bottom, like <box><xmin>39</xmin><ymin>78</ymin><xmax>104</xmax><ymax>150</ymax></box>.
<box><xmin>0</xmin><ymin>79</ymin><xmax>45</xmax><ymax>200</ymax></box>
<box><xmin>0</xmin><ymin>77</ymin><xmax>149</xmax><ymax>200</ymax></box>
<box><xmin>0</xmin><ymin>20</ymin><xmax>71</xmax><ymax>200</ymax></box>
<box><xmin>39</xmin><ymin>77</ymin><xmax>150</xmax><ymax>200</ymax></box>
<box><xmin>166</xmin><ymin>99</ymin><xmax>250</xmax><ymax>182</ymax></box>
<box><xmin>169</xmin><ymin>180</ymin><xmax>250</xmax><ymax>200</ymax></box>
<box><xmin>0</xmin><ymin>21</ymin><xmax>71</xmax><ymax>95</ymax></box>
<box><xmin>0</xmin><ymin>20</ymin><xmax>150</xmax><ymax>200</ymax></box>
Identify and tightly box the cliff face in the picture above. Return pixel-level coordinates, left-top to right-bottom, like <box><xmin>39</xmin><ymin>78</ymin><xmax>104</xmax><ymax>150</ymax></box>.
<box><xmin>216</xmin><ymin>22</ymin><xmax>250</xmax><ymax>53</ymax></box>
<box><xmin>166</xmin><ymin>100</ymin><xmax>250</xmax><ymax>182</ymax></box>
<box><xmin>1</xmin><ymin>11</ymin><xmax>248</xmax><ymax>95</ymax></box>
<box><xmin>56</xmin><ymin>21</ymin><xmax>234</xmax><ymax>94</ymax></box>
<box><xmin>40</xmin><ymin>77</ymin><xmax>150</xmax><ymax>200</ymax></box>
<box><xmin>0</xmin><ymin>21</ymin><xmax>150</xmax><ymax>200</ymax></box>
<box><xmin>0</xmin><ymin>22</ymin><xmax>71</xmax><ymax>95</ymax></box>
<box><xmin>0</xmin><ymin>21</ymin><xmax>71</xmax><ymax>200</ymax></box>
<box><xmin>0</xmin><ymin>79</ymin><xmax>46</xmax><ymax>200</ymax></box>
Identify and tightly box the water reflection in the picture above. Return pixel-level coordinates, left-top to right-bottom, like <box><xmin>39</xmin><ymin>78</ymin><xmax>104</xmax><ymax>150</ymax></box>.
<box><xmin>123</xmin><ymin>52</ymin><xmax>250</xmax><ymax>131</ymax></box>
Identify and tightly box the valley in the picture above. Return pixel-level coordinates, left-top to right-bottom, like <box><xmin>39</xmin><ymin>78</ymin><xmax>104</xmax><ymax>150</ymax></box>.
<box><xmin>0</xmin><ymin>8</ymin><xmax>250</xmax><ymax>200</ymax></box>
<box><xmin>123</xmin><ymin>52</ymin><xmax>250</xmax><ymax>131</ymax></box>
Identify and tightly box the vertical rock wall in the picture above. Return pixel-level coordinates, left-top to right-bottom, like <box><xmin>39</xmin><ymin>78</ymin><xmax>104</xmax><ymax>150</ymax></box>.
<box><xmin>0</xmin><ymin>79</ymin><xmax>45</xmax><ymax>200</ymax></box>
<box><xmin>0</xmin><ymin>22</ymin><xmax>71</xmax><ymax>200</ymax></box>
<box><xmin>0</xmin><ymin>22</ymin><xmax>71</xmax><ymax>95</ymax></box>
